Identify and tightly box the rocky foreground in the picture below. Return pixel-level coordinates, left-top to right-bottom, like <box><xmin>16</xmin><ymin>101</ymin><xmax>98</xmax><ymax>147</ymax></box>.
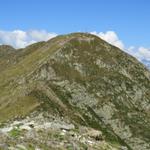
<box><xmin>0</xmin><ymin>112</ymin><xmax>126</xmax><ymax>150</ymax></box>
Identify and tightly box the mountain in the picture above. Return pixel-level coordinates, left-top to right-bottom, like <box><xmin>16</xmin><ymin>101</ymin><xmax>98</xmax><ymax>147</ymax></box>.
<box><xmin>0</xmin><ymin>33</ymin><xmax>150</xmax><ymax>150</ymax></box>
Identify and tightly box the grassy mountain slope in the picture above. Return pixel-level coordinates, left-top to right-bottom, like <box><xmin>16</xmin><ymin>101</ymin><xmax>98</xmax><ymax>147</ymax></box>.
<box><xmin>0</xmin><ymin>33</ymin><xmax>150</xmax><ymax>150</ymax></box>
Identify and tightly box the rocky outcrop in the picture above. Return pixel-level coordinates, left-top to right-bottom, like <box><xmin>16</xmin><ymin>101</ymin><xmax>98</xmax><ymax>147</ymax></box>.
<box><xmin>0</xmin><ymin>33</ymin><xmax>150</xmax><ymax>150</ymax></box>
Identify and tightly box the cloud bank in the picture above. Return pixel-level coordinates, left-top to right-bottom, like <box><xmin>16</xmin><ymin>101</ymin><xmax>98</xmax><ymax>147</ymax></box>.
<box><xmin>91</xmin><ymin>31</ymin><xmax>150</xmax><ymax>67</ymax></box>
<box><xmin>127</xmin><ymin>46</ymin><xmax>150</xmax><ymax>62</ymax></box>
<box><xmin>0</xmin><ymin>30</ymin><xmax>57</xmax><ymax>48</ymax></box>
<box><xmin>0</xmin><ymin>29</ymin><xmax>149</xmax><ymax>67</ymax></box>
<box><xmin>91</xmin><ymin>31</ymin><xmax>124</xmax><ymax>50</ymax></box>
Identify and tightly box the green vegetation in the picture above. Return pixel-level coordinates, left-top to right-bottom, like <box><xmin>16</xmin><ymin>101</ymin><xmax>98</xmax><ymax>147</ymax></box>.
<box><xmin>9</xmin><ymin>128</ymin><xmax>21</xmax><ymax>138</ymax></box>
<box><xmin>0</xmin><ymin>33</ymin><xmax>150</xmax><ymax>150</ymax></box>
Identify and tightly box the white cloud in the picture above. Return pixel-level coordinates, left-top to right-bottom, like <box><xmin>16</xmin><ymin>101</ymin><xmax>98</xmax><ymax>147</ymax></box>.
<box><xmin>0</xmin><ymin>30</ymin><xmax>57</xmax><ymax>48</ymax></box>
<box><xmin>138</xmin><ymin>47</ymin><xmax>150</xmax><ymax>61</ymax></box>
<box><xmin>91</xmin><ymin>31</ymin><xmax>150</xmax><ymax>67</ymax></box>
<box><xmin>127</xmin><ymin>46</ymin><xmax>150</xmax><ymax>62</ymax></box>
<box><xmin>91</xmin><ymin>31</ymin><xmax>124</xmax><ymax>49</ymax></box>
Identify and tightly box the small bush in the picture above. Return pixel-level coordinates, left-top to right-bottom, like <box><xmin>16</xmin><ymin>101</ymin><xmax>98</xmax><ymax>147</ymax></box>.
<box><xmin>9</xmin><ymin>128</ymin><xmax>21</xmax><ymax>138</ymax></box>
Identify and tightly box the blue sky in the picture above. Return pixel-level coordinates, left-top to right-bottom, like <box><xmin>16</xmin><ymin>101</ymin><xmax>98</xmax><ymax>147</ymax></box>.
<box><xmin>0</xmin><ymin>0</ymin><xmax>150</xmax><ymax>47</ymax></box>
<box><xmin>0</xmin><ymin>0</ymin><xmax>150</xmax><ymax>66</ymax></box>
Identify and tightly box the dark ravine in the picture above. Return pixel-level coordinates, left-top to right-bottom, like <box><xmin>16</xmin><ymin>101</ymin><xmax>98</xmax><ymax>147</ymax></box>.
<box><xmin>0</xmin><ymin>33</ymin><xmax>150</xmax><ymax>150</ymax></box>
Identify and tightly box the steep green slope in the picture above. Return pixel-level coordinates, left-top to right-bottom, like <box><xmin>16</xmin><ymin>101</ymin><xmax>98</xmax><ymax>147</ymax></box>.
<box><xmin>0</xmin><ymin>42</ymin><xmax>46</xmax><ymax>72</ymax></box>
<box><xmin>0</xmin><ymin>45</ymin><xmax>16</xmax><ymax>71</ymax></box>
<box><xmin>0</xmin><ymin>33</ymin><xmax>150</xmax><ymax>150</ymax></box>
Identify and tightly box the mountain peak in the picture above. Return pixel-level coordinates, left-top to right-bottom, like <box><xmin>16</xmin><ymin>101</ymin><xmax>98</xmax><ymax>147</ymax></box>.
<box><xmin>0</xmin><ymin>33</ymin><xmax>150</xmax><ymax>150</ymax></box>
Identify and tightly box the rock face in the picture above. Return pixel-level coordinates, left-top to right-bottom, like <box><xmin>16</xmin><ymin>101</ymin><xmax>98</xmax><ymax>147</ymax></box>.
<box><xmin>0</xmin><ymin>33</ymin><xmax>150</xmax><ymax>150</ymax></box>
